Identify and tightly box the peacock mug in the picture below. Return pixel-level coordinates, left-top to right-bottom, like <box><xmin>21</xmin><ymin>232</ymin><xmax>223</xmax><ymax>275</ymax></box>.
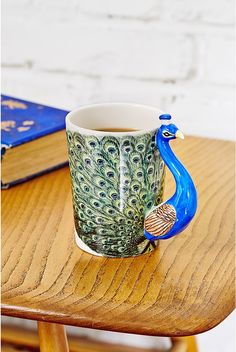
<box><xmin>66</xmin><ymin>103</ymin><xmax>197</xmax><ymax>258</ymax></box>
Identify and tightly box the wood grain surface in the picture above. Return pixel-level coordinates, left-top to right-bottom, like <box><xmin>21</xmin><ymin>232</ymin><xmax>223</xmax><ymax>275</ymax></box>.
<box><xmin>2</xmin><ymin>136</ymin><xmax>235</xmax><ymax>336</ymax></box>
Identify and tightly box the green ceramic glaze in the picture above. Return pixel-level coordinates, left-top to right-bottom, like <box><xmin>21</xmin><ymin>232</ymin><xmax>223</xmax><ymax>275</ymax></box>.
<box><xmin>66</xmin><ymin>130</ymin><xmax>165</xmax><ymax>258</ymax></box>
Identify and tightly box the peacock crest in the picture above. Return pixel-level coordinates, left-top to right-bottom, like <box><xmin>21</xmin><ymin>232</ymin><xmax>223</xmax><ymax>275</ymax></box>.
<box><xmin>67</xmin><ymin>130</ymin><xmax>165</xmax><ymax>257</ymax></box>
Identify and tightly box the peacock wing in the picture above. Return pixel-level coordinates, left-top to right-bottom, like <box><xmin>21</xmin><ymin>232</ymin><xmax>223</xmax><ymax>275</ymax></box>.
<box><xmin>144</xmin><ymin>203</ymin><xmax>176</xmax><ymax>237</ymax></box>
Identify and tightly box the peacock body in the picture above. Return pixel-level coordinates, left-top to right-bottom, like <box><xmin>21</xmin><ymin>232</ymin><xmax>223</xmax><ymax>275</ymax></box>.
<box><xmin>144</xmin><ymin>115</ymin><xmax>197</xmax><ymax>241</ymax></box>
<box><xmin>67</xmin><ymin>130</ymin><xmax>165</xmax><ymax>257</ymax></box>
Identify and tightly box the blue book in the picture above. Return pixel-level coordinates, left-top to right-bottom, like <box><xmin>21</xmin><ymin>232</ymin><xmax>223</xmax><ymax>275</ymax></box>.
<box><xmin>1</xmin><ymin>95</ymin><xmax>69</xmax><ymax>188</ymax></box>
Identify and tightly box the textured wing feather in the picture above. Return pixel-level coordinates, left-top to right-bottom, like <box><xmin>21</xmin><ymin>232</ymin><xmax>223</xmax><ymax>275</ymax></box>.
<box><xmin>144</xmin><ymin>203</ymin><xmax>176</xmax><ymax>237</ymax></box>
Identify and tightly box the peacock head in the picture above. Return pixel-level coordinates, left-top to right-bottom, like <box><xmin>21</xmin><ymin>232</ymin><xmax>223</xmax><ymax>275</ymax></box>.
<box><xmin>158</xmin><ymin>114</ymin><xmax>184</xmax><ymax>141</ymax></box>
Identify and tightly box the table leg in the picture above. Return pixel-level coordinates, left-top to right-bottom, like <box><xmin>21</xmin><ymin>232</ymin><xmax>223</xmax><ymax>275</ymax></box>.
<box><xmin>170</xmin><ymin>336</ymin><xmax>198</xmax><ymax>352</ymax></box>
<box><xmin>37</xmin><ymin>321</ymin><xmax>69</xmax><ymax>352</ymax></box>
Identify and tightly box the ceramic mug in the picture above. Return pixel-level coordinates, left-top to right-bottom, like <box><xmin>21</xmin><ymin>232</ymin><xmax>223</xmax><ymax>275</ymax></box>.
<box><xmin>66</xmin><ymin>103</ymin><xmax>166</xmax><ymax>257</ymax></box>
<box><xmin>66</xmin><ymin>103</ymin><xmax>197</xmax><ymax>258</ymax></box>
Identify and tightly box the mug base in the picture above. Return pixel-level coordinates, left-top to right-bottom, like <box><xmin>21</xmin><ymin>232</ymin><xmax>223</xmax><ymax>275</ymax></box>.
<box><xmin>75</xmin><ymin>232</ymin><xmax>103</xmax><ymax>257</ymax></box>
<box><xmin>75</xmin><ymin>230</ymin><xmax>159</xmax><ymax>258</ymax></box>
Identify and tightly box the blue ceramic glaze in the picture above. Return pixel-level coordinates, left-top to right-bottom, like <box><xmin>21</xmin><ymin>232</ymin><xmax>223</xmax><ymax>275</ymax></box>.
<box><xmin>144</xmin><ymin>116</ymin><xmax>197</xmax><ymax>241</ymax></box>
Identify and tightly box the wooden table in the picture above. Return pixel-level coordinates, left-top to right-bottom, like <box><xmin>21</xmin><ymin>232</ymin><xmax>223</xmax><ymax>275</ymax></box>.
<box><xmin>2</xmin><ymin>136</ymin><xmax>235</xmax><ymax>351</ymax></box>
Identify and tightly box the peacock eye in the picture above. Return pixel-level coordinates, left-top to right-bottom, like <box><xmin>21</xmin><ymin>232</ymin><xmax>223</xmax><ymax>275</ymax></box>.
<box><xmin>163</xmin><ymin>131</ymin><xmax>171</xmax><ymax>137</ymax></box>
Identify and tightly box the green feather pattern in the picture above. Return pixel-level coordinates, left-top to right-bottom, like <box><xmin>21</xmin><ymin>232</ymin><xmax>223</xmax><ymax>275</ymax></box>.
<box><xmin>67</xmin><ymin>130</ymin><xmax>165</xmax><ymax>257</ymax></box>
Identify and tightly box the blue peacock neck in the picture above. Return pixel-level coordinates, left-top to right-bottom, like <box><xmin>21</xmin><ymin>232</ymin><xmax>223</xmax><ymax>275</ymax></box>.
<box><xmin>157</xmin><ymin>134</ymin><xmax>197</xmax><ymax>215</ymax></box>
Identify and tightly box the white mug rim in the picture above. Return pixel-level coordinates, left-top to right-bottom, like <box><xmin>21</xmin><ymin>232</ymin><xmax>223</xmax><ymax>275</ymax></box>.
<box><xmin>66</xmin><ymin>102</ymin><xmax>164</xmax><ymax>136</ymax></box>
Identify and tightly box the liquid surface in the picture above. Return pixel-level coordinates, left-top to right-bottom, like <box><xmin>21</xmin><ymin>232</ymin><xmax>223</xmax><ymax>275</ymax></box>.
<box><xmin>94</xmin><ymin>127</ymin><xmax>138</xmax><ymax>132</ymax></box>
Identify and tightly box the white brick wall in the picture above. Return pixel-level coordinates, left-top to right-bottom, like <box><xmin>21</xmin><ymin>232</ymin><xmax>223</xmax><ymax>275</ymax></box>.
<box><xmin>2</xmin><ymin>0</ymin><xmax>235</xmax><ymax>140</ymax></box>
<box><xmin>78</xmin><ymin>0</ymin><xmax>162</xmax><ymax>19</ymax></box>
<box><xmin>163</xmin><ymin>0</ymin><xmax>235</xmax><ymax>25</ymax></box>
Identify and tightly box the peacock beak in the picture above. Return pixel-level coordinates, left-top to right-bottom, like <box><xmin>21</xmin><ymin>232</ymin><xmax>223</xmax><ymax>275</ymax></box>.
<box><xmin>175</xmin><ymin>130</ymin><xmax>184</xmax><ymax>139</ymax></box>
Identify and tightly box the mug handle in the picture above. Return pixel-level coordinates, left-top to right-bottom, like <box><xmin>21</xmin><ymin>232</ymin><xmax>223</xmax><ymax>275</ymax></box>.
<box><xmin>144</xmin><ymin>117</ymin><xmax>197</xmax><ymax>241</ymax></box>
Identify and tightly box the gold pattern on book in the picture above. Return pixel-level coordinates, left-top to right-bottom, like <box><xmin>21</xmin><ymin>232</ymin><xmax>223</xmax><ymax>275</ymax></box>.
<box><xmin>23</xmin><ymin>120</ymin><xmax>34</xmax><ymax>126</ymax></box>
<box><xmin>1</xmin><ymin>120</ymin><xmax>35</xmax><ymax>133</ymax></box>
<box><xmin>17</xmin><ymin>126</ymin><xmax>31</xmax><ymax>132</ymax></box>
<box><xmin>1</xmin><ymin>120</ymin><xmax>16</xmax><ymax>132</ymax></box>
<box><xmin>1</xmin><ymin>100</ymin><xmax>27</xmax><ymax>110</ymax></box>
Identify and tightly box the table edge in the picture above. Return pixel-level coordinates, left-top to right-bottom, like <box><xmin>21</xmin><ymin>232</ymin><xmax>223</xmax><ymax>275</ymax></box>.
<box><xmin>2</xmin><ymin>304</ymin><xmax>235</xmax><ymax>337</ymax></box>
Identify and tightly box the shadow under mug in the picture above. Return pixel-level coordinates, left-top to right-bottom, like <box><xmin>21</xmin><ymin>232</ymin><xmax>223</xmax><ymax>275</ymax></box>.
<box><xmin>66</xmin><ymin>103</ymin><xmax>165</xmax><ymax>258</ymax></box>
